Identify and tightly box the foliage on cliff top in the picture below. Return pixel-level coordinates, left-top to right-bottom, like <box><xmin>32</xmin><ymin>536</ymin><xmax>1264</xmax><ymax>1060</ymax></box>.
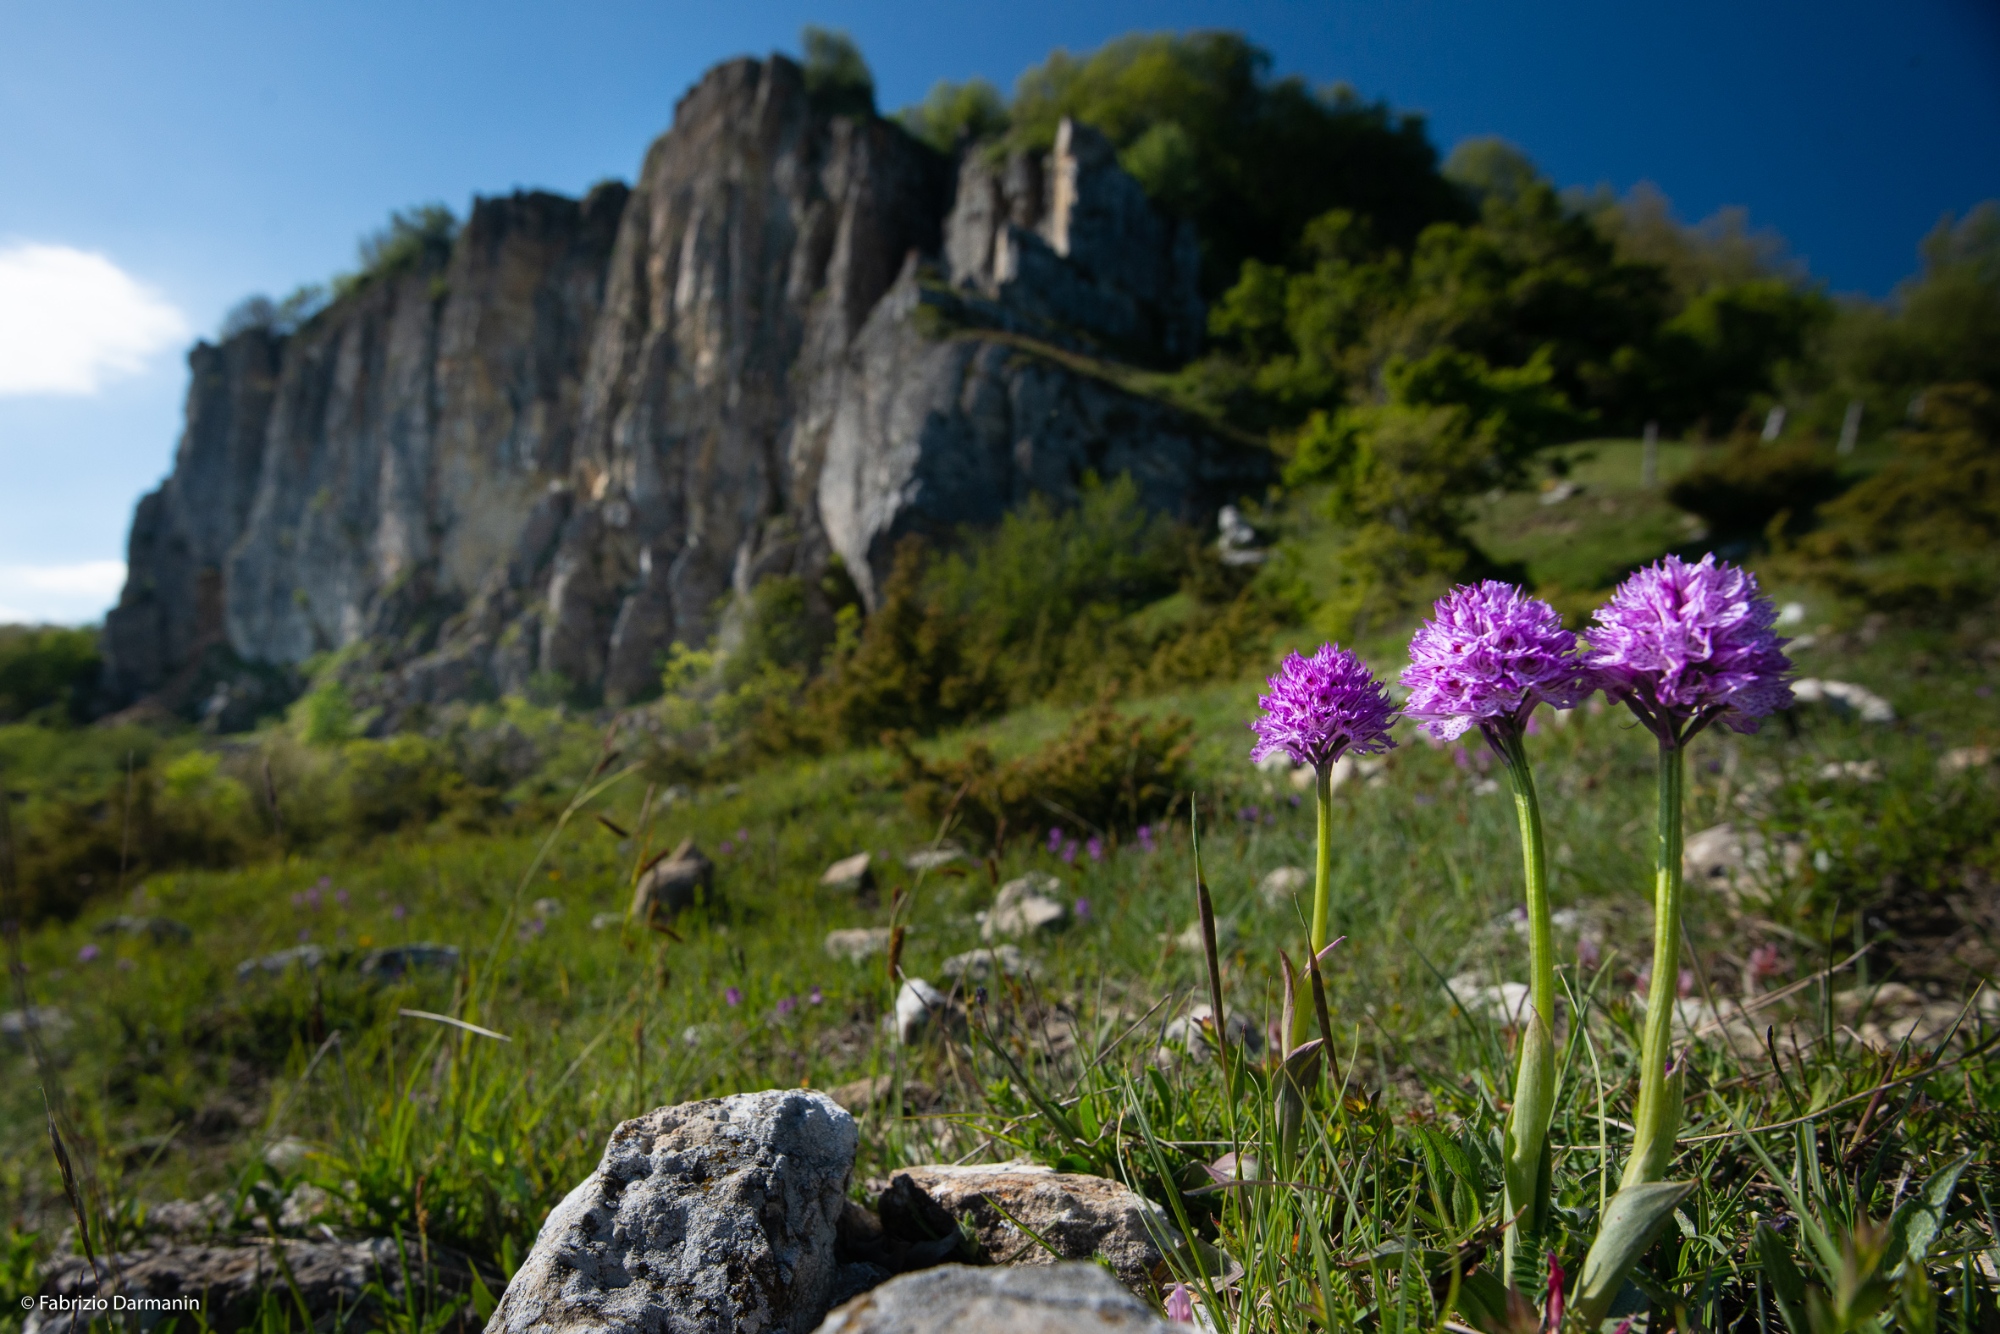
<box><xmin>0</xmin><ymin>625</ymin><xmax>99</xmax><ymax>725</ymax></box>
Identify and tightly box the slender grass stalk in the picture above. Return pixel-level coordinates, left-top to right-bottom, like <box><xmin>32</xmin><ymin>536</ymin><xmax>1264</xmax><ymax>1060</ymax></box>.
<box><xmin>1311</xmin><ymin>761</ymin><xmax>1334</xmax><ymax>957</ymax></box>
<box><xmin>1623</xmin><ymin>739</ymin><xmax>1686</xmax><ymax>1190</ymax></box>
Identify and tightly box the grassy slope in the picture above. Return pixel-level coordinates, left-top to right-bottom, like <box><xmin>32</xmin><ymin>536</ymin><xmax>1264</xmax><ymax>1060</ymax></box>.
<box><xmin>4</xmin><ymin>442</ymin><xmax>1996</xmax><ymax>1306</ymax></box>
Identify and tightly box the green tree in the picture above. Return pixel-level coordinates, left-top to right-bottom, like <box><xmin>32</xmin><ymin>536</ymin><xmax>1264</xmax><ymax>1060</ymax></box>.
<box><xmin>0</xmin><ymin>625</ymin><xmax>100</xmax><ymax>724</ymax></box>
<box><xmin>898</xmin><ymin>77</ymin><xmax>1008</xmax><ymax>152</ymax></box>
<box><xmin>801</xmin><ymin>26</ymin><xmax>875</xmax><ymax>118</ymax></box>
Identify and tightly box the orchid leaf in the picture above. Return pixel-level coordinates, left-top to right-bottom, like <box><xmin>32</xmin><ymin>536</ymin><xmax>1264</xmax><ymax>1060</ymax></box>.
<box><xmin>1573</xmin><ymin>1180</ymin><xmax>1694</xmax><ymax>1327</ymax></box>
<box><xmin>1884</xmin><ymin>1153</ymin><xmax>1970</xmax><ymax>1277</ymax></box>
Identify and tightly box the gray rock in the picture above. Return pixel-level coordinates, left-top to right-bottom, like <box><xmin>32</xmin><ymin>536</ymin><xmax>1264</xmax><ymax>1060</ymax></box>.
<box><xmin>1161</xmin><ymin>1005</ymin><xmax>1265</xmax><ymax>1058</ymax></box>
<box><xmin>868</xmin><ymin>1164</ymin><xmax>1179</xmax><ymax>1294</ymax></box>
<box><xmin>1</xmin><ymin>1006</ymin><xmax>70</xmax><ymax>1048</ymax></box>
<box><xmin>979</xmin><ymin>875</ymin><xmax>1067</xmax><ymax>941</ymax></box>
<box><xmin>901</xmin><ymin>847</ymin><xmax>962</xmax><ymax>872</ymax></box>
<box><xmin>825</xmin><ymin>928</ymin><xmax>892</xmax><ymax>963</ymax></box>
<box><xmin>235</xmin><ymin>945</ymin><xmax>326</xmax><ymax>981</ymax></box>
<box><xmin>1258</xmin><ymin>866</ymin><xmax>1309</xmax><ymax>908</ymax></box>
<box><xmin>487</xmin><ymin>1089</ymin><xmax>857</xmax><ymax>1334</ymax></box>
<box><xmin>631</xmin><ymin>838</ymin><xmax>716</xmax><ymax>926</ymax></box>
<box><xmin>814</xmin><ymin>1262</ymin><xmax>1171</xmax><ymax>1333</ymax></box>
<box><xmin>359</xmin><ymin>944</ymin><xmax>461</xmax><ymax>981</ymax></box>
<box><xmin>105</xmin><ymin>56</ymin><xmax>1268</xmax><ymax>722</ymax></box>
<box><xmin>891</xmin><ymin>979</ymin><xmax>956</xmax><ymax>1046</ymax></box>
<box><xmin>821</xmin><ymin>853</ymin><xmax>876</xmax><ymax>894</ymax></box>
<box><xmin>940</xmin><ymin>946</ymin><xmax>1035</xmax><ymax>983</ymax></box>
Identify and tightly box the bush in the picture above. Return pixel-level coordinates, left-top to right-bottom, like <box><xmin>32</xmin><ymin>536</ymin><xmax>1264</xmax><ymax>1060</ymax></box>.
<box><xmin>1788</xmin><ymin>383</ymin><xmax>2000</xmax><ymax>613</ymax></box>
<box><xmin>332</xmin><ymin>205</ymin><xmax>457</xmax><ymax>301</ymax></box>
<box><xmin>801</xmin><ymin>26</ymin><xmax>875</xmax><ymax>118</ymax></box>
<box><xmin>894</xmin><ymin>701</ymin><xmax>1194</xmax><ymax>848</ymax></box>
<box><xmin>1667</xmin><ymin>435</ymin><xmax>1848</xmax><ymax>544</ymax></box>
<box><xmin>898</xmin><ymin>78</ymin><xmax>1007</xmax><ymax>152</ymax></box>
<box><xmin>0</xmin><ymin>625</ymin><xmax>99</xmax><ymax>724</ymax></box>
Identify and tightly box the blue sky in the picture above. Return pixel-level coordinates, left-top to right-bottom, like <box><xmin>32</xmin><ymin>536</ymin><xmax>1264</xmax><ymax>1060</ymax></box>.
<box><xmin>2</xmin><ymin>0</ymin><xmax>1995</xmax><ymax>623</ymax></box>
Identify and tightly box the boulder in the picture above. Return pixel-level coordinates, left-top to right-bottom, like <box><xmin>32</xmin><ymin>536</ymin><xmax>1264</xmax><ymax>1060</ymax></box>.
<box><xmin>631</xmin><ymin>838</ymin><xmax>716</xmax><ymax>927</ymax></box>
<box><xmin>487</xmin><ymin>1089</ymin><xmax>856</xmax><ymax>1334</ymax></box>
<box><xmin>815</xmin><ymin>1261</ymin><xmax>1172</xmax><ymax>1333</ymax></box>
<box><xmin>869</xmin><ymin>1164</ymin><xmax>1179</xmax><ymax>1293</ymax></box>
<box><xmin>825</xmin><ymin>928</ymin><xmax>892</xmax><ymax>963</ymax></box>
<box><xmin>979</xmin><ymin>875</ymin><xmax>1067</xmax><ymax>941</ymax></box>
<box><xmin>821</xmin><ymin>853</ymin><xmax>876</xmax><ymax>894</ymax></box>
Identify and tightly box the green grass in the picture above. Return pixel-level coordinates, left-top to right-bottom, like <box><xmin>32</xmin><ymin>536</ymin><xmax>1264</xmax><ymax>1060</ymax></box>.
<box><xmin>5</xmin><ymin>479</ymin><xmax>1998</xmax><ymax>1331</ymax></box>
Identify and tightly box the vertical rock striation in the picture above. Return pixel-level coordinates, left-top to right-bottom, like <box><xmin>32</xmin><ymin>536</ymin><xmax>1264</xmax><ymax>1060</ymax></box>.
<box><xmin>105</xmin><ymin>55</ymin><xmax>1270</xmax><ymax>721</ymax></box>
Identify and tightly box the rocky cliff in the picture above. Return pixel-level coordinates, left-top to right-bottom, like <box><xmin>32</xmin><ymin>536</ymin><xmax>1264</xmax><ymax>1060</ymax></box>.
<box><xmin>104</xmin><ymin>55</ymin><xmax>1270</xmax><ymax>721</ymax></box>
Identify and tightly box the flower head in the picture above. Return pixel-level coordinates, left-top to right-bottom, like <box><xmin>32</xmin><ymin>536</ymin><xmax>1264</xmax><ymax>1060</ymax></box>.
<box><xmin>1584</xmin><ymin>554</ymin><xmax>1792</xmax><ymax>739</ymax></box>
<box><xmin>1402</xmin><ymin>582</ymin><xmax>1593</xmax><ymax>744</ymax></box>
<box><xmin>1165</xmin><ymin>1283</ymin><xmax>1196</xmax><ymax>1324</ymax></box>
<box><xmin>724</xmin><ymin>986</ymin><xmax>743</xmax><ymax>1007</ymax></box>
<box><xmin>1249</xmin><ymin>643</ymin><xmax>1398</xmax><ymax>772</ymax></box>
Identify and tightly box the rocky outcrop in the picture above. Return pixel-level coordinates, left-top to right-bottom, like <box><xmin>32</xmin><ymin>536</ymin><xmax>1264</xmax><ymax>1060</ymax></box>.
<box><xmin>107</xmin><ymin>54</ymin><xmax>1270</xmax><ymax>719</ymax></box>
<box><xmin>486</xmin><ymin>1089</ymin><xmax>856</xmax><ymax>1334</ymax></box>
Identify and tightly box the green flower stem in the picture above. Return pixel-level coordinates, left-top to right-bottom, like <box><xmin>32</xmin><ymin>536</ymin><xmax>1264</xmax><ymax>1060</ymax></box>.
<box><xmin>1292</xmin><ymin>761</ymin><xmax>1336</xmax><ymax>1051</ymax></box>
<box><xmin>1623</xmin><ymin>739</ymin><xmax>1686</xmax><ymax>1189</ymax></box>
<box><xmin>1498</xmin><ymin>729</ymin><xmax>1556</xmax><ymax>1284</ymax></box>
<box><xmin>1312</xmin><ymin>762</ymin><xmax>1334</xmax><ymax>956</ymax></box>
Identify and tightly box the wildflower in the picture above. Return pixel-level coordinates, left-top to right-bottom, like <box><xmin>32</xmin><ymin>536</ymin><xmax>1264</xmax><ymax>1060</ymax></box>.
<box><xmin>1544</xmin><ymin>1252</ymin><xmax>1566</xmax><ymax>1333</ymax></box>
<box><xmin>1073</xmin><ymin>897</ymin><xmax>1092</xmax><ymax>921</ymax></box>
<box><xmin>116</xmin><ymin>957</ymin><xmax>136</xmax><ymax>972</ymax></box>
<box><xmin>1404</xmin><ymin>583</ymin><xmax>1581</xmax><ymax>1276</ymax></box>
<box><xmin>1135</xmin><ymin>825</ymin><xmax>1156</xmax><ymax>853</ymax></box>
<box><xmin>77</xmin><ymin>943</ymin><xmax>99</xmax><ymax>963</ymax></box>
<box><xmin>1249</xmin><ymin>644</ymin><xmax>1397</xmax><ymax>1000</ymax></box>
<box><xmin>1060</xmin><ymin>840</ymin><xmax>1078</xmax><ymax>865</ymax></box>
<box><xmin>1085</xmin><ymin>836</ymin><xmax>1103</xmax><ymax>862</ymax></box>
<box><xmin>334</xmin><ymin>888</ymin><xmax>349</xmax><ymax>908</ymax></box>
<box><xmin>776</xmin><ymin>996</ymin><xmax>797</xmax><ymax>1017</ymax></box>
<box><xmin>719</xmin><ymin>840</ymin><xmax>734</xmax><ymax>855</ymax></box>
<box><xmin>1583</xmin><ymin>555</ymin><xmax>1790</xmax><ymax>1195</ymax></box>
<box><xmin>317</xmin><ymin>875</ymin><xmax>331</xmax><ymax>890</ymax></box>
<box><xmin>1747</xmin><ymin>942</ymin><xmax>1784</xmax><ymax>983</ymax></box>
<box><xmin>735</xmin><ymin>827</ymin><xmax>748</xmax><ymax>841</ymax></box>
<box><xmin>1165</xmin><ymin>1283</ymin><xmax>1195</xmax><ymax>1324</ymax></box>
<box><xmin>391</xmin><ymin>903</ymin><xmax>407</xmax><ymax>922</ymax></box>
<box><xmin>297</xmin><ymin>928</ymin><xmax>311</xmax><ymax>943</ymax></box>
<box><xmin>724</xmin><ymin>986</ymin><xmax>742</xmax><ymax>1007</ymax></box>
<box><xmin>1577</xmin><ymin>936</ymin><xmax>1602</xmax><ymax>971</ymax></box>
<box><xmin>807</xmin><ymin>985</ymin><xmax>824</xmax><ymax>1005</ymax></box>
<box><xmin>1402</xmin><ymin>580</ymin><xmax>1592</xmax><ymax>746</ymax></box>
<box><xmin>519</xmin><ymin>917</ymin><xmax>546</xmax><ymax>942</ymax></box>
<box><xmin>1582</xmin><ymin>553</ymin><xmax>1793</xmax><ymax>743</ymax></box>
<box><xmin>1047</xmin><ymin>826</ymin><xmax>1065</xmax><ymax>854</ymax></box>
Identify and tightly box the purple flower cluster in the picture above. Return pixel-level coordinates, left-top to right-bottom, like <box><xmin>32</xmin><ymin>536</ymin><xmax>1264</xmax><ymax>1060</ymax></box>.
<box><xmin>1583</xmin><ymin>554</ymin><xmax>1792</xmax><ymax>739</ymax></box>
<box><xmin>1249</xmin><ymin>644</ymin><xmax>1398</xmax><ymax>772</ymax></box>
<box><xmin>1402</xmin><ymin>582</ymin><xmax>1591</xmax><ymax>744</ymax></box>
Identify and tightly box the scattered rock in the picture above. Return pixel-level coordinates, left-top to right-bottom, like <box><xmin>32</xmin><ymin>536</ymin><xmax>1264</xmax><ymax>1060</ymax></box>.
<box><xmin>263</xmin><ymin>1137</ymin><xmax>314</xmax><ymax>1172</ymax></box>
<box><xmin>141</xmin><ymin>1195</ymin><xmax>234</xmax><ymax>1241</ymax></box>
<box><xmin>1817</xmin><ymin>759</ymin><xmax>1881</xmax><ymax>783</ymax></box>
<box><xmin>941</xmin><ymin>946</ymin><xmax>1035</xmax><ymax>983</ymax></box>
<box><xmin>979</xmin><ymin>875</ymin><xmax>1067</xmax><ymax>940</ymax></box>
<box><xmin>1160</xmin><ymin>1004</ymin><xmax>1264</xmax><ymax>1058</ymax></box>
<box><xmin>27</xmin><ymin>1238</ymin><xmax>490</xmax><ymax>1334</ymax></box>
<box><xmin>358</xmin><ymin>944</ymin><xmax>460</xmax><ymax>981</ymax></box>
<box><xmin>1258</xmin><ymin>866</ymin><xmax>1309</xmax><ymax>908</ymax></box>
<box><xmin>827</xmin><ymin>1076</ymin><xmax>939</xmax><ymax>1116</ymax></box>
<box><xmin>862</xmin><ymin>1164</ymin><xmax>1181</xmax><ymax>1294</ymax></box>
<box><xmin>235</xmin><ymin>945</ymin><xmax>327</xmax><ymax>981</ymax></box>
<box><xmin>1539</xmin><ymin>480</ymin><xmax>1580</xmax><ymax>506</ymax></box>
<box><xmin>903</xmin><ymin>847</ymin><xmax>963</xmax><ymax>872</ymax></box>
<box><xmin>1174</xmin><ymin>917</ymin><xmax>1238</xmax><ymax>953</ymax></box>
<box><xmin>631</xmin><ymin>838</ymin><xmax>716</xmax><ymax>927</ymax></box>
<box><xmin>815</xmin><ymin>1262</ymin><xmax>1171</xmax><ymax>1333</ymax></box>
<box><xmin>487</xmin><ymin>1089</ymin><xmax>856</xmax><ymax>1334</ymax></box>
<box><xmin>531</xmin><ymin>896</ymin><xmax>565</xmax><ymax>918</ymax></box>
<box><xmin>826</xmin><ymin>928</ymin><xmax>893</xmax><ymax>963</ymax></box>
<box><xmin>1682</xmin><ymin>823</ymin><xmax>1803</xmax><ymax>899</ymax></box>
<box><xmin>891</xmin><ymin>979</ymin><xmax>958</xmax><ymax>1046</ymax></box>
<box><xmin>1444</xmin><ymin>974</ymin><xmax>1534</xmax><ymax>1025</ymax></box>
<box><xmin>1216</xmin><ymin>504</ymin><xmax>1265</xmax><ymax>567</ymax></box>
<box><xmin>822</xmin><ymin>852</ymin><xmax>876</xmax><ymax>894</ymax></box>
<box><xmin>94</xmin><ymin>915</ymin><xmax>193</xmax><ymax>944</ymax></box>
<box><xmin>1</xmin><ymin>1006</ymin><xmax>70</xmax><ymax>1047</ymax></box>
<box><xmin>589</xmin><ymin>912</ymin><xmax>621</xmax><ymax>931</ymax></box>
<box><xmin>1940</xmin><ymin>746</ymin><xmax>1994</xmax><ymax>775</ymax></box>
<box><xmin>1791</xmin><ymin>678</ymin><xmax>1895</xmax><ymax>723</ymax></box>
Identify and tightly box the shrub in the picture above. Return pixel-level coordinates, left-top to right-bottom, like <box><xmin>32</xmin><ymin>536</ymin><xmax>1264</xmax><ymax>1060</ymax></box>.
<box><xmin>894</xmin><ymin>701</ymin><xmax>1193</xmax><ymax>847</ymax></box>
<box><xmin>801</xmin><ymin>26</ymin><xmax>875</xmax><ymax>118</ymax></box>
<box><xmin>1788</xmin><ymin>382</ymin><xmax>2000</xmax><ymax>612</ymax></box>
<box><xmin>331</xmin><ymin>205</ymin><xmax>457</xmax><ymax>301</ymax></box>
<box><xmin>1667</xmin><ymin>435</ymin><xmax>1847</xmax><ymax>545</ymax></box>
<box><xmin>898</xmin><ymin>77</ymin><xmax>1008</xmax><ymax>152</ymax></box>
<box><xmin>0</xmin><ymin>625</ymin><xmax>99</xmax><ymax>724</ymax></box>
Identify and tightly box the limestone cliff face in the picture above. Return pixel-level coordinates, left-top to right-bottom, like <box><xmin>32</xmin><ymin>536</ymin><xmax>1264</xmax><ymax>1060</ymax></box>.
<box><xmin>104</xmin><ymin>55</ymin><xmax>1270</xmax><ymax>719</ymax></box>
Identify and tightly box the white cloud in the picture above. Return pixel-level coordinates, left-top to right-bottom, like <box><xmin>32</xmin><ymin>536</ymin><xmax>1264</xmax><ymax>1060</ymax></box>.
<box><xmin>0</xmin><ymin>243</ymin><xmax>189</xmax><ymax>396</ymax></box>
<box><xmin>0</xmin><ymin>560</ymin><xmax>127</xmax><ymax>624</ymax></box>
